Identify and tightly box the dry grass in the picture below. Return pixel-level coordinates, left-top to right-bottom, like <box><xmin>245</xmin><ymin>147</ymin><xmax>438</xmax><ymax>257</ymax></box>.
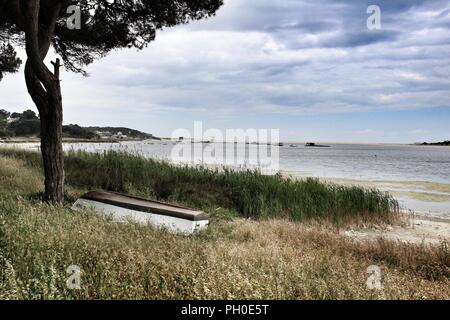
<box><xmin>0</xmin><ymin>155</ymin><xmax>448</xmax><ymax>300</ymax></box>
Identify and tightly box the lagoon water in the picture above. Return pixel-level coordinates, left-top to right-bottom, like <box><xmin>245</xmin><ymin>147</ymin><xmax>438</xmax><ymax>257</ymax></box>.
<box><xmin>5</xmin><ymin>141</ymin><xmax>450</xmax><ymax>218</ymax></box>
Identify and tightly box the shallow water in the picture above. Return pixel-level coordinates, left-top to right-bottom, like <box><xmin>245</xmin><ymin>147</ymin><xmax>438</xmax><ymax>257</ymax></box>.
<box><xmin>3</xmin><ymin>141</ymin><xmax>450</xmax><ymax>218</ymax></box>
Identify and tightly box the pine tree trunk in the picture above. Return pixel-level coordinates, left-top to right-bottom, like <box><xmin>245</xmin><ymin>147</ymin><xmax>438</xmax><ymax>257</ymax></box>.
<box><xmin>25</xmin><ymin>60</ymin><xmax>65</xmax><ymax>204</ymax></box>
<box><xmin>40</xmin><ymin>90</ymin><xmax>64</xmax><ymax>203</ymax></box>
<box><xmin>22</xmin><ymin>0</ymin><xmax>65</xmax><ymax>203</ymax></box>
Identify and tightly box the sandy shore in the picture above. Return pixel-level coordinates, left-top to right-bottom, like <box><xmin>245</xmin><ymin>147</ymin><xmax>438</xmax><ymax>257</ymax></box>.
<box><xmin>341</xmin><ymin>214</ymin><xmax>449</xmax><ymax>245</ymax></box>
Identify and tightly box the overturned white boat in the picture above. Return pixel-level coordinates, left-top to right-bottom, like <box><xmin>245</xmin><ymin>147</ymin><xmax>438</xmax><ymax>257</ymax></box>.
<box><xmin>72</xmin><ymin>191</ymin><xmax>209</xmax><ymax>234</ymax></box>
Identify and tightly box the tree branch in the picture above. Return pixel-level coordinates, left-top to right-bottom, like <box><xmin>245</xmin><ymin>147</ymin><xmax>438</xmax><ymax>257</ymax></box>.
<box><xmin>22</xmin><ymin>0</ymin><xmax>63</xmax><ymax>115</ymax></box>
<box><xmin>25</xmin><ymin>60</ymin><xmax>49</xmax><ymax>116</ymax></box>
<box><xmin>23</xmin><ymin>0</ymin><xmax>56</xmax><ymax>92</ymax></box>
<box><xmin>51</xmin><ymin>58</ymin><xmax>61</xmax><ymax>80</ymax></box>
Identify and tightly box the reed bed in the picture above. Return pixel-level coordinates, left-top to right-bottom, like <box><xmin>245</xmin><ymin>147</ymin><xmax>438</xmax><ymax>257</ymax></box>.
<box><xmin>0</xmin><ymin>148</ymin><xmax>399</xmax><ymax>224</ymax></box>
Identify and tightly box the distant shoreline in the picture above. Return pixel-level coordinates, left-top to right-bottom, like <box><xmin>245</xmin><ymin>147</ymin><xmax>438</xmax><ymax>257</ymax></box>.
<box><xmin>416</xmin><ymin>141</ymin><xmax>450</xmax><ymax>146</ymax></box>
<box><xmin>0</xmin><ymin>137</ymin><xmax>156</xmax><ymax>144</ymax></box>
<box><xmin>2</xmin><ymin>137</ymin><xmax>449</xmax><ymax>147</ymax></box>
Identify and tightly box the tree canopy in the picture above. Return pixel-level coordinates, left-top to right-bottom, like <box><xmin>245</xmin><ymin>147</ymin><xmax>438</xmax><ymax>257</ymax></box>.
<box><xmin>0</xmin><ymin>43</ymin><xmax>21</xmax><ymax>80</ymax></box>
<box><xmin>0</xmin><ymin>0</ymin><xmax>223</xmax><ymax>74</ymax></box>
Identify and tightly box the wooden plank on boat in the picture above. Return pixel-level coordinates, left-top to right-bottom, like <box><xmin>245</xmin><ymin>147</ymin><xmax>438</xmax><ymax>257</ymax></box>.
<box><xmin>72</xmin><ymin>191</ymin><xmax>209</xmax><ymax>234</ymax></box>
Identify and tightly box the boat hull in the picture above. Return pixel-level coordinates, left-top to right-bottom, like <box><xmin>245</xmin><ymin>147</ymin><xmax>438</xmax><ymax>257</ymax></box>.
<box><xmin>72</xmin><ymin>192</ymin><xmax>209</xmax><ymax>235</ymax></box>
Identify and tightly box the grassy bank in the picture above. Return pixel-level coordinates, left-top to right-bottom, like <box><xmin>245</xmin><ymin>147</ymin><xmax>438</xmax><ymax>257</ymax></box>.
<box><xmin>0</xmin><ymin>154</ymin><xmax>448</xmax><ymax>299</ymax></box>
<box><xmin>0</xmin><ymin>148</ymin><xmax>399</xmax><ymax>225</ymax></box>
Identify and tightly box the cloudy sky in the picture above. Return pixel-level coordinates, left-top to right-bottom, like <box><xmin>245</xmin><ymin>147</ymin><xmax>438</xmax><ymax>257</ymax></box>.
<box><xmin>1</xmin><ymin>0</ymin><xmax>450</xmax><ymax>143</ymax></box>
